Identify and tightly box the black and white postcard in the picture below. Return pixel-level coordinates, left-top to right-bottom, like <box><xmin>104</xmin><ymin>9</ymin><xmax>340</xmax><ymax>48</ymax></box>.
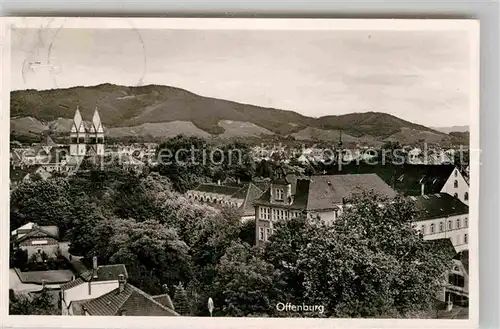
<box><xmin>0</xmin><ymin>17</ymin><xmax>479</xmax><ymax>329</ymax></box>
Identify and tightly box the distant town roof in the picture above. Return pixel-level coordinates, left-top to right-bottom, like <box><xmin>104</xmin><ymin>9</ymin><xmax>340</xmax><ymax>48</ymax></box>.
<box><xmin>411</xmin><ymin>193</ymin><xmax>469</xmax><ymax>221</ymax></box>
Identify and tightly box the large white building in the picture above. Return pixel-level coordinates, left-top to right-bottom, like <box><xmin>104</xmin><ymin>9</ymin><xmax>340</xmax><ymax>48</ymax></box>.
<box><xmin>253</xmin><ymin>172</ymin><xmax>397</xmax><ymax>247</ymax></box>
<box><xmin>411</xmin><ymin>193</ymin><xmax>469</xmax><ymax>253</ymax></box>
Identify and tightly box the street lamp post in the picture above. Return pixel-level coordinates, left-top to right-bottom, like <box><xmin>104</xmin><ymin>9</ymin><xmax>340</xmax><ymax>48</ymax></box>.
<box><xmin>208</xmin><ymin>297</ymin><xmax>214</xmax><ymax>317</ymax></box>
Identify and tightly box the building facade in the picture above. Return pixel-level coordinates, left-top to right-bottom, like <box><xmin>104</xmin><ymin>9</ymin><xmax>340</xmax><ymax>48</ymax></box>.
<box><xmin>70</xmin><ymin>107</ymin><xmax>105</xmax><ymax>157</ymax></box>
<box><xmin>253</xmin><ymin>173</ymin><xmax>397</xmax><ymax>247</ymax></box>
<box><xmin>186</xmin><ymin>182</ymin><xmax>265</xmax><ymax>222</ymax></box>
<box><xmin>411</xmin><ymin>193</ymin><xmax>469</xmax><ymax>252</ymax></box>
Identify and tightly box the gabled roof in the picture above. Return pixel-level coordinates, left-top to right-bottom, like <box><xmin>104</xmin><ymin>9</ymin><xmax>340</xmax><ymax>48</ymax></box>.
<box><xmin>304</xmin><ymin>174</ymin><xmax>397</xmax><ymax>210</ymax></box>
<box><xmin>424</xmin><ymin>238</ymin><xmax>457</xmax><ymax>260</ymax></box>
<box><xmin>12</xmin><ymin>223</ymin><xmax>59</xmax><ymax>243</ymax></box>
<box><xmin>237</xmin><ymin>183</ymin><xmax>265</xmax><ymax>216</ymax></box>
<box><xmin>328</xmin><ymin>163</ymin><xmax>457</xmax><ymax>196</ymax></box>
<box><xmin>80</xmin><ymin>264</ymin><xmax>128</xmax><ymax>282</ymax></box>
<box><xmin>411</xmin><ymin>193</ymin><xmax>469</xmax><ymax>221</ymax></box>
<box><xmin>81</xmin><ymin>283</ymin><xmax>179</xmax><ymax>316</ymax></box>
<box><xmin>61</xmin><ymin>264</ymin><xmax>129</xmax><ymax>290</ymax></box>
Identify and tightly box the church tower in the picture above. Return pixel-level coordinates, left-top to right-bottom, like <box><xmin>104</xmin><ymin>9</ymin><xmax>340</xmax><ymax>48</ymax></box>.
<box><xmin>70</xmin><ymin>107</ymin><xmax>87</xmax><ymax>156</ymax></box>
<box><xmin>89</xmin><ymin>108</ymin><xmax>105</xmax><ymax>156</ymax></box>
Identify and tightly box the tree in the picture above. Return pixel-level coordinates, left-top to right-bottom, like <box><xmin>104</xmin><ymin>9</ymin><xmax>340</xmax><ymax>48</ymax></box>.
<box><xmin>212</xmin><ymin>241</ymin><xmax>280</xmax><ymax>317</ymax></box>
<box><xmin>297</xmin><ymin>192</ymin><xmax>452</xmax><ymax>317</ymax></box>
<box><xmin>264</xmin><ymin>215</ymin><xmax>313</xmax><ymax>304</ymax></box>
<box><xmin>9</xmin><ymin>289</ymin><xmax>55</xmax><ymax>315</ymax></box>
<box><xmin>98</xmin><ymin>218</ymin><xmax>192</xmax><ymax>294</ymax></box>
<box><xmin>172</xmin><ymin>282</ymin><xmax>190</xmax><ymax>315</ymax></box>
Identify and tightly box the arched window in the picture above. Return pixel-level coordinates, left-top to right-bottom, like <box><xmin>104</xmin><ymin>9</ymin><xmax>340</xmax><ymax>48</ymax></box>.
<box><xmin>448</xmin><ymin>220</ymin><xmax>452</xmax><ymax>230</ymax></box>
<box><xmin>421</xmin><ymin>224</ymin><xmax>426</xmax><ymax>234</ymax></box>
<box><xmin>464</xmin><ymin>192</ymin><xmax>469</xmax><ymax>201</ymax></box>
<box><xmin>464</xmin><ymin>217</ymin><xmax>468</xmax><ymax>227</ymax></box>
<box><xmin>454</xmin><ymin>170</ymin><xmax>458</xmax><ymax>177</ymax></box>
<box><xmin>456</xmin><ymin>218</ymin><xmax>461</xmax><ymax>229</ymax></box>
<box><xmin>464</xmin><ymin>234</ymin><xmax>468</xmax><ymax>243</ymax></box>
<box><xmin>454</xmin><ymin>180</ymin><xmax>458</xmax><ymax>188</ymax></box>
<box><xmin>439</xmin><ymin>222</ymin><xmax>444</xmax><ymax>232</ymax></box>
<box><xmin>430</xmin><ymin>223</ymin><xmax>435</xmax><ymax>233</ymax></box>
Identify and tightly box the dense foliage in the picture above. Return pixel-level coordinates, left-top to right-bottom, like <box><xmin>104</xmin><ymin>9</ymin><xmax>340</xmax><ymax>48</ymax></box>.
<box><xmin>10</xmin><ymin>162</ymin><xmax>453</xmax><ymax>317</ymax></box>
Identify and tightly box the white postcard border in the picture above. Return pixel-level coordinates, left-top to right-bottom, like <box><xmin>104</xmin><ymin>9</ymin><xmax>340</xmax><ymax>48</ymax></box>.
<box><xmin>0</xmin><ymin>17</ymin><xmax>480</xmax><ymax>329</ymax></box>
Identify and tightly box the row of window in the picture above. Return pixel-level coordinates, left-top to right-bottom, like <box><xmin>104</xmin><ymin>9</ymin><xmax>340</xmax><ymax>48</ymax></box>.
<box><xmin>420</xmin><ymin>217</ymin><xmax>468</xmax><ymax>234</ymax></box>
<box><xmin>188</xmin><ymin>194</ymin><xmax>239</xmax><ymax>208</ymax></box>
<box><xmin>259</xmin><ymin>207</ymin><xmax>301</xmax><ymax>221</ymax></box>
<box><xmin>70</xmin><ymin>137</ymin><xmax>104</xmax><ymax>144</ymax></box>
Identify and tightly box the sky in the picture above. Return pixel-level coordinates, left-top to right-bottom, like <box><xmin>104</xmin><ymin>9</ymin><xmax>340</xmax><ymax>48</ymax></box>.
<box><xmin>11</xmin><ymin>28</ymin><xmax>471</xmax><ymax>127</ymax></box>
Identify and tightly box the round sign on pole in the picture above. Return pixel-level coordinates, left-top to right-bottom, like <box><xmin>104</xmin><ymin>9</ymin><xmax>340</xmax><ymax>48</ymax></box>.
<box><xmin>208</xmin><ymin>297</ymin><xmax>214</xmax><ymax>317</ymax></box>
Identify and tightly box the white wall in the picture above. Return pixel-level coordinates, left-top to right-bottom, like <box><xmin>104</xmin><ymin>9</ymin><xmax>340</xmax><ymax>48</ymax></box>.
<box><xmin>62</xmin><ymin>280</ymin><xmax>119</xmax><ymax>315</ymax></box>
<box><xmin>441</xmin><ymin>168</ymin><xmax>470</xmax><ymax>205</ymax></box>
<box><xmin>414</xmin><ymin>214</ymin><xmax>469</xmax><ymax>252</ymax></box>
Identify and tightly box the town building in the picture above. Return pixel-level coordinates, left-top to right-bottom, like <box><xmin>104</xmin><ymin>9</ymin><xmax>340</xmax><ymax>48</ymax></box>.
<box><xmin>329</xmin><ymin>163</ymin><xmax>470</xmax><ymax>206</ymax></box>
<box><xmin>424</xmin><ymin>239</ymin><xmax>469</xmax><ymax>310</ymax></box>
<box><xmin>253</xmin><ymin>172</ymin><xmax>397</xmax><ymax>247</ymax></box>
<box><xmin>411</xmin><ymin>193</ymin><xmax>469</xmax><ymax>253</ymax></box>
<box><xmin>11</xmin><ymin>223</ymin><xmax>61</xmax><ymax>260</ymax></box>
<box><xmin>60</xmin><ymin>258</ymin><xmax>177</xmax><ymax>316</ymax></box>
<box><xmin>186</xmin><ymin>181</ymin><xmax>266</xmax><ymax>222</ymax></box>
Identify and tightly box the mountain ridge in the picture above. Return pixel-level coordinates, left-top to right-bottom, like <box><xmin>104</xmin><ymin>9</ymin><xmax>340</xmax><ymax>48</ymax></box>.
<box><xmin>10</xmin><ymin>83</ymin><xmax>466</xmax><ymax>145</ymax></box>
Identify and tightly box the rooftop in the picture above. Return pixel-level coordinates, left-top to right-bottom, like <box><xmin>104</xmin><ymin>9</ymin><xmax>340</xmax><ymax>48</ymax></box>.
<box><xmin>411</xmin><ymin>193</ymin><xmax>469</xmax><ymax>221</ymax></box>
<box><xmin>79</xmin><ymin>283</ymin><xmax>178</xmax><ymax>316</ymax></box>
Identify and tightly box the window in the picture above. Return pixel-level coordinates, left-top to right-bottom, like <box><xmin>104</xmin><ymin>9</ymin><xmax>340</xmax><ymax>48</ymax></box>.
<box><xmin>421</xmin><ymin>224</ymin><xmax>426</xmax><ymax>234</ymax></box>
<box><xmin>276</xmin><ymin>188</ymin><xmax>284</xmax><ymax>201</ymax></box>
<box><xmin>448</xmin><ymin>220</ymin><xmax>452</xmax><ymax>230</ymax></box>
<box><xmin>454</xmin><ymin>180</ymin><xmax>458</xmax><ymax>188</ymax></box>
<box><xmin>70</xmin><ymin>137</ymin><xmax>78</xmax><ymax>144</ymax></box>
<box><xmin>464</xmin><ymin>234</ymin><xmax>468</xmax><ymax>243</ymax></box>
<box><xmin>265</xmin><ymin>228</ymin><xmax>271</xmax><ymax>241</ymax></box>
<box><xmin>439</xmin><ymin>221</ymin><xmax>444</xmax><ymax>232</ymax></box>
<box><xmin>430</xmin><ymin>223</ymin><xmax>435</xmax><ymax>233</ymax></box>
<box><xmin>454</xmin><ymin>170</ymin><xmax>458</xmax><ymax>177</ymax></box>
<box><xmin>464</xmin><ymin>192</ymin><xmax>469</xmax><ymax>201</ymax></box>
<box><xmin>272</xmin><ymin>209</ymin><xmax>277</xmax><ymax>221</ymax></box>
<box><xmin>259</xmin><ymin>207</ymin><xmax>270</xmax><ymax>220</ymax></box>
<box><xmin>259</xmin><ymin>227</ymin><xmax>264</xmax><ymax>241</ymax></box>
<box><xmin>464</xmin><ymin>217</ymin><xmax>468</xmax><ymax>227</ymax></box>
<box><xmin>456</xmin><ymin>218</ymin><xmax>461</xmax><ymax>229</ymax></box>
<box><xmin>78</xmin><ymin>137</ymin><xmax>85</xmax><ymax>144</ymax></box>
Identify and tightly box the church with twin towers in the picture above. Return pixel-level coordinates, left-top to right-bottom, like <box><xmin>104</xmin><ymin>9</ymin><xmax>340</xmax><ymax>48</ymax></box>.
<box><xmin>70</xmin><ymin>106</ymin><xmax>105</xmax><ymax>157</ymax></box>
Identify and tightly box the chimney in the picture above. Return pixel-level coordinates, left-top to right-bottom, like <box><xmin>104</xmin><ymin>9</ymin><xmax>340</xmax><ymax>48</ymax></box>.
<box><xmin>421</xmin><ymin>183</ymin><xmax>425</xmax><ymax>196</ymax></box>
<box><xmin>92</xmin><ymin>256</ymin><xmax>98</xmax><ymax>279</ymax></box>
<box><xmin>118</xmin><ymin>274</ymin><xmax>125</xmax><ymax>293</ymax></box>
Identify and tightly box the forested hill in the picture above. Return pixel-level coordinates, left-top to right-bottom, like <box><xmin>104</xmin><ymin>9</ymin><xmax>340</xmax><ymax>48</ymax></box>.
<box><xmin>11</xmin><ymin>83</ymin><xmax>465</xmax><ymax>145</ymax></box>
